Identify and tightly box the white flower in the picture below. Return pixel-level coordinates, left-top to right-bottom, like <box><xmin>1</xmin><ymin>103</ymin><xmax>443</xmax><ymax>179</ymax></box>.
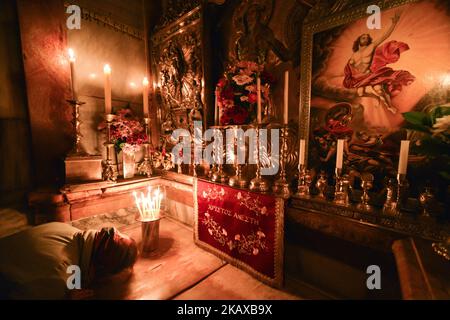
<box><xmin>240</xmin><ymin>96</ymin><xmax>249</xmax><ymax>102</ymax></box>
<box><xmin>432</xmin><ymin>115</ymin><xmax>450</xmax><ymax>136</ymax></box>
<box><xmin>253</xmin><ymin>248</ymin><xmax>259</xmax><ymax>255</ymax></box>
<box><xmin>245</xmin><ymin>85</ymin><xmax>256</xmax><ymax>92</ymax></box>
<box><xmin>232</xmin><ymin>74</ymin><xmax>253</xmax><ymax>86</ymax></box>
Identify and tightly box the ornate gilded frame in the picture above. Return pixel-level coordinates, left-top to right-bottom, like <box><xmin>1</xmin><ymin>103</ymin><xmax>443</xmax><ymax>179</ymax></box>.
<box><xmin>298</xmin><ymin>0</ymin><xmax>420</xmax><ymax>167</ymax></box>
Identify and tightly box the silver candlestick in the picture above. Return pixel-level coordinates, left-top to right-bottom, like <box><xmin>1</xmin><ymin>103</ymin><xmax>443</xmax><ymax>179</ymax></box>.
<box><xmin>272</xmin><ymin>125</ymin><xmax>291</xmax><ymax>199</ymax></box>
<box><xmin>67</xmin><ymin>99</ymin><xmax>88</xmax><ymax>156</ymax></box>
<box><xmin>334</xmin><ymin>168</ymin><xmax>350</xmax><ymax>206</ymax></box>
<box><xmin>138</xmin><ymin>117</ymin><xmax>153</xmax><ymax>177</ymax></box>
<box><xmin>211</xmin><ymin>128</ymin><xmax>228</xmax><ymax>184</ymax></box>
<box><xmin>383</xmin><ymin>174</ymin><xmax>408</xmax><ymax>217</ymax></box>
<box><xmin>102</xmin><ymin>114</ymin><xmax>117</xmax><ymax>182</ymax></box>
<box><xmin>249</xmin><ymin>126</ymin><xmax>270</xmax><ymax>192</ymax></box>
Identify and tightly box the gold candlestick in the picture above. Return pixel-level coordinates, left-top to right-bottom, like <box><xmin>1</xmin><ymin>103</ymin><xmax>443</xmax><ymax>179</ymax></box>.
<box><xmin>357</xmin><ymin>172</ymin><xmax>374</xmax><ymax>211</ymax></box>
<box><xmin>67</xmin><ymin>99</ymin><xmax>88</xmax><ymax>156</ymax></box>
<box><xmin>249</xmin><ymin>126</ymin><xmax>269</xmax><ymax>192</ymax></box>
<box><xmin>211</xmin><ymin>128</ymin><xmax>228</xmax><ymax>183</ymax></box>
<box><xmin>315</xmin><ymin>171</ymin><xmax>328</xmax><ymax>200</ymax></box>
<box><xmin>384</xmin><ymin>174</ymin><xmax>408</xmax><ymax>217</ymax></box>
<box><xmin>272</xmin><ymin>125</ymin><xmax>291</xmax><ymax>199</ymax></box>
<box><xmin>102</xmin><ymin>114</ymin><xmax>117</xmax><ymax>182</ymax></box>
<box><xmin>138</xmin><ymin>117</ymin><xmax>153</xmax><ymax>177</ymax></box>
<box><xmin>333</xmin><ymin>168</ymin><xmax>350</xmax><ymax>206</ymax></box>
<box><xmin>296</xmin><ymin>164</ymin><xmax>312</xmax><ymax>198</ymax></box>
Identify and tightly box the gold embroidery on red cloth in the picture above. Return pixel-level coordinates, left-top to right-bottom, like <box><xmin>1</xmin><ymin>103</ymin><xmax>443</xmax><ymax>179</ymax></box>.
<box><xmin>202</xmin><ymin>186</ymin><xmax>226</xmax><ymax>201</ymax></box>
<box><xmin>236</xmin><ymin>191</ymin><xmax>268</xmax><ymax>216</ymax></box>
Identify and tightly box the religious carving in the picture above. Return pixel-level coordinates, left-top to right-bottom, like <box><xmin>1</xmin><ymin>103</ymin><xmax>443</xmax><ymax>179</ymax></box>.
<box><xmin>230</xmin><ymin>0</ymin><xmax>290</xmax><ymax>64</ymax></box>
<box><xmin>151</xmin><ymin>6</ymin><xmax>205</xmax><ymax>146</ymax></box>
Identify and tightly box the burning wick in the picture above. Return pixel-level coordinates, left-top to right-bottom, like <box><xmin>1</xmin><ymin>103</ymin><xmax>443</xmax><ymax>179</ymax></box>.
<box><xmin>134</xmin><ymin>187</ymin><xmax>163</xmax><ymax>221</ymax></box>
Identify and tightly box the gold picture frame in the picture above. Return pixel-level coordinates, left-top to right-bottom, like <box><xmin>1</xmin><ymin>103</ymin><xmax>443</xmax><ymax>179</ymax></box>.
<box><xmin>298</xmin><ymin>0</ymin><xmax>422</xmax><ymax>167</ymax></box>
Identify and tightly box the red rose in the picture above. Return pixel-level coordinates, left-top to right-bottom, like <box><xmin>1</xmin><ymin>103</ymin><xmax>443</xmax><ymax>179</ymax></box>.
<box><xmin>248</xmin><ymin>93</ymin><xmax>257</xmax><ymax>104</ymax></box>
<box><xmin>233</xmin><ymin>106</ymin><xmax>249</xmax><ymax>124</ymax></box>
<box><xmin>220</xmin><ymin>86</ymin><xmax>234</xmax><ymax>101</ymax></box>
<box><xmin>217</xmin><ymin>78</ymin><xmax>227</xmax><ymax>88</ymax></box>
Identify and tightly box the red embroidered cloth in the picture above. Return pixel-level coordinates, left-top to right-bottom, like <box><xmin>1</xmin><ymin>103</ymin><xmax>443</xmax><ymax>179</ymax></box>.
<box><xmin>194</xmin><ymin>179</ymin><xmax>284</xmax><ymax>287</ymax></box>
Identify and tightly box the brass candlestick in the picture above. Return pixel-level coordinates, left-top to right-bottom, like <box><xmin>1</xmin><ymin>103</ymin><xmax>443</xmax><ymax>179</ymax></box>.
<box><xmin>419</xmin><ymin>187</ymin><xmax>435</xmax><ymax>218</ymax></box>
<box><xmin>211</xmin><ymin>128</ymin><xmax>228</xmax><ymax>183</ymax></box>
<box><xmin>357</xmin><ymin>172</ymin><xmax>374</xmax><ymax>211</ymax></box>
<box><xmin>272</xmin><ymin>125</ymin><xmax>291</xmax><ymax>199</ymax></box>
<box><xmin>383</xmin><ymin>174</ymin><xmax>408</xmax><ymax>217</ymax></box>
<box><xmin>333</xmin><ymin>168</ymin><xmax>350</xmax><ymax>206</ymax></box>
<box><xmin>138</xmin><ymin>117</ymin><xmax>153</xmax><ymax>177</ymax></box>
<box><xmin>229</xmin><ymin>130</ymin><xmax>248</xmax><ymax>188</ymax></box>
<box><xmin>249</xmin><ymin>126</ymin><xmax>269</xmax><ymax>192</ymax></box>
<box><xmin>382</xmin><ymin>178</ymin><xmax>397</xmax><ymax>214</ymax></box>
<box><xmin>67</xmin><ymin>99</ymin><xmax>88</xmax><ymax>156</ymax></box>
<box><xmin>315</xmin><ymin>171</ymin><xmax>328</xmax><ymax>200</ymax></box>
<box><xmin>102</xmin><ymin>114</ymin><xmax>118</xmax><ymax>182</ymax></box>
<box><xmin>296</xmin><ymin>164</ymin><xmax>312</xmax><ymax>198</ymax></box>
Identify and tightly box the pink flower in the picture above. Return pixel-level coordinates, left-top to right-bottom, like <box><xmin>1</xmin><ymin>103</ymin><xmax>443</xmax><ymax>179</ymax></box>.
<box><xmin>253</xmin><ymin>248</ymin><xmax>259</xmax><ymax>255</ymax></box>
<box><xmin>232</xmin><ymin>74</ymin><xmax>253</xmax><ymax>86</ymax></box>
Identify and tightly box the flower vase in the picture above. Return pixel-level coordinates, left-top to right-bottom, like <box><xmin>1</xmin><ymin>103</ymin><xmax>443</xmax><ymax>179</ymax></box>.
<box><xmin>122</xmin><ymin>151</ymin><xmax>136</xmax><ymax>179</ymax></box>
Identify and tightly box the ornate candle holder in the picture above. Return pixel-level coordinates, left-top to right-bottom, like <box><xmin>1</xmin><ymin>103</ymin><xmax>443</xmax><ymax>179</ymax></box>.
<box><xmin>315</xmin><ymin>171</ymin><xmax>328</xmax><ymax>200</ymax></box>
<box><xmin>272</xmin><ymin>125</ymin><xmax>291</xmax><ymax>199</ymax></box>
<box><xmin>418</xmin><ymin>187</ymin><xmax>435</xmax><ymax>218</ymax></box>
<box><xmin>138</xmin><ymin>117</ymin><xmax>153</xmax><ymax>177</ymax></box>
<box><xmin>382</xmin><ymin>178</ymin><xmax>397</xmax><ymax>214</ymax></box>
<box><xmin>67</xmin><ymin>99</ymin><xmax>88</xmax><ymax>156</ymax></box>
<box><xmin>229</xmin><ymin>164</ymin><xmax>248</xmax><ymax>188</ymax></box>
<box><xmin>383</xmin><ymin>174</ymin><xmax>408</xmax><ymax>217</ymax></box>
<box><xmin>357</xmin><ymin>172</ymin><xmax>374</xmax><ymax>211</ymax></box>
<box><xmin>102</xmin><ymin>114</ymin><xmax>118</xmax><ymax>182</ymax></box>
<box><xmin>211</xmin><ymin>128</ymin><xmax>228</xmax><ymax>183</ymax></box>
<box><xmin>249</xmin><ymin>126</ymin><xmax>270</xmax><ymax>193</ymax></box>
<box><xmin>333</xmin><ymin>168</ymin><xmax>350</xmax><ymax>206</ymax></box>
<box><xmin>295</xmin><ymin>164</ymin><xmax>312</xmax><ymax>198</ymax></box>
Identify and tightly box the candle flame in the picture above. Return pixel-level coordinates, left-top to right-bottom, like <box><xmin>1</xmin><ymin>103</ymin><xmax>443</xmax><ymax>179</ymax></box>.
<box><xmin>68</xmin><ymin>48</ymin><xmax>76</xmax><ymax>62</ymax></box>
<box><xmin>134</xmin><ymin>187</ymin><xmax>163</xmax><ymax>221</ymax></box>
<box><xmin>103</xmin><ymin>64</ymin><xmax>111</xmax><ymax>74</ymax></box>
<box><xmin>143</xmin><ymin>77</ymin><xmax>149</xmax><ymax>86</ymax></box>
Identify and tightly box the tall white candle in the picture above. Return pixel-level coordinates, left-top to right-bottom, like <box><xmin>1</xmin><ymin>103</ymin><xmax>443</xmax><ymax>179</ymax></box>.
<box><xmin>143</xmin><ymin>77</ymin><xmax>149</xmax><ymax>117</ymax></box>
<box><xmin>336</xmin><ymin>139</ymin><xmax>344</xmax><ymax>169</ymax></box>
<box><xmin>398</xmin><ymin>140</ymin><xmax>410</xmax><ymax>175</ymax></box>
<box><xmin>104</xmin><ymin>64</ymin><xmax>112</xmax><ymax>114</ymax></box>
<box><xmin>299</xmin><ymin>139</ymin><xmax>306</xmax><ymax>165</ymax></box>
<box><xmin>214</xmin><ymin>88</ymin><xmax>219</xmax><ymax>125</ymax></box>
<box><xmin>257</xmin><ymin>77</ymin><xmax>262</xmax><ymax>124</ymax></box>
<box><xmin>68</xmin><ymin>48</ymin><xmax>77</xmax><ymax>101</ymax></box>
<box><xmin>283</xmin><ymin>70</ymin><xmax>289</xmax><ymax>125</ymax></box>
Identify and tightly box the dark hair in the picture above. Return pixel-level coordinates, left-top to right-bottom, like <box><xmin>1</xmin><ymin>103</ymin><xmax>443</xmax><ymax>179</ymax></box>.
<box><xmin>352</xmin><ymin>34</ymin><xmax>372</xmax><ymax>52</ymax></box>
<box><xmin>91</xmin><ymin>228</ymin><xmax>138</xmax><ymax>277</ymax></box>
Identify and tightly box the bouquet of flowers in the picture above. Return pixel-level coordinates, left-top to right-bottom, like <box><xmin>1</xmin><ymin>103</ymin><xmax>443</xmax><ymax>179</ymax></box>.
<box><xmin>216</xmin><ymin>61</ymin><xmax>274</xmax><ymax>125</ymax></box>
<box><xmin>98</xmin><ymin>107</ymin><xmax>147</xmax><ymax>155</ymax></box>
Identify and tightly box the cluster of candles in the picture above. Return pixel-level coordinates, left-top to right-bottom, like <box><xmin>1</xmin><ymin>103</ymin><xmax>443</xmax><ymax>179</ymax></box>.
<box><xmin>215</xmin><ymin>71</ymin><xmax>290</xmax><ymax>125</ymax></box>
<box><xmin>67</xmin><ymin>48</ymin><xmax>150</xmax><ymax>117</ymax></box>
<box><xmin>133</xmin><ymin>187</ymin><xmax>163</xmax><ymax>221</ymax></box>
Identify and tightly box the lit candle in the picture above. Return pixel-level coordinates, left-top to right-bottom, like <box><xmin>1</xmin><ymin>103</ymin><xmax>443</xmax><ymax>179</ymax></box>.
<box><xmin>68</xmin><ymin>48</ymin><xmax>77</xmax><ymax>101</ymax></box>
<box><xmin>104</xmin><ymin>64</ymin><xmax>112</xmax><ymax>114</ymax></box>
<box><xmin>143</xmin><ymin>77</ymin><xmax>149</xmax><ymax>117</ymax></box>
<box><xmin>283</xmin><ymin>70</ymin><xmax>289</xmax><ymax>125</ymax></box>
<box><xmin>398</xmin><ymin>140</ymin><xmax>410</xmax><ymax>175</ymax></box>
<box><xmin>257</xmin><ymin>77</ymin><xmax>262</xmax><ymax>124</ymax></box>
<box><xmin>214</xmin><ymin>88</ymin><xmax>219</xmax><ymax>126</ymax></box>
<box><xmin>299</xmin><ymin>139</ymin><xmax>306</xmax><ymax>165</ymax></box>
<box><xmin>336</xmin><ymin>139</ymin><xmax>344</xmax><ymax>169</ymax></box>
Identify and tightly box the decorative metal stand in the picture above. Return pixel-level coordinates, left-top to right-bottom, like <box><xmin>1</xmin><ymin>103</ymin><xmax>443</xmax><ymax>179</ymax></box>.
<box><xmin>249</xmin><ymin>126</ymin><xmax>269</xmax><ymax>192</ymax></box>
<box><xmin>229</xmin><ymin>163</ymin><xmax>248</xmax><ymax>188</ymax></box>
<box><xmin>333</xmin><ymin>168</ymin><xmax>350</xmax><ymax>206</ymax></box>
<box><xmin>138</xmin><ymin>117</ymin><xmax>153</xmax><ymax>177</ymax></box>
<box><xmin>211</xmin><ymin>128</ymin><xmax>228</xmax><ymax>183</ymax></box>
<box><xmin>383</xmin><ymin>174</ymin><xmax>408</xmax><ymax>216</ymax></box>
<box><xmin>296</xmin><ymin>164</ymin><xmax>312</xmax><ymax>198</ymax></box>
<box><xmin>357</xmin><ymin>172</ymin><xmax>374</xmax><ymax>211</ymax></box>
<box><xmin>315</xmin><ymin>171</ymin><xmax>328</xmax><ymax>200</ymax></box>
<box><xmin>272</xmin><ymin>125</ymin><xmax>291</xmax><ymax>199</ymax></box>
<box><xmin>102</xmin><ymin>114</ymin><xmax>118</xmax><ymax>182</ymax></box>
<box><xmin>67</xmin><ymin>99</ymin><xmax>88</xmax><ymax>156</ymax></box>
